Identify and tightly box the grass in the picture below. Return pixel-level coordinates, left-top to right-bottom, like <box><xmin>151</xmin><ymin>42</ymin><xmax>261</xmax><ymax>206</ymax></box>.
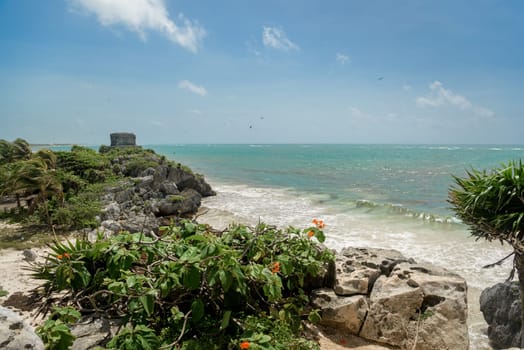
<box><xmin>0</xmin><ymin>220</ymin><xmax>77</xmax><ymax>250</ymax></box>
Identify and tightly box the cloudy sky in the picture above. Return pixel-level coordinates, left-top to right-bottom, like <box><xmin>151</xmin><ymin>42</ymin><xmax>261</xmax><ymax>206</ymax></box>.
<box><xmin>1</xmin><ymin>0</ymin><xmax>523</xmax><ymax>144</ymax></box>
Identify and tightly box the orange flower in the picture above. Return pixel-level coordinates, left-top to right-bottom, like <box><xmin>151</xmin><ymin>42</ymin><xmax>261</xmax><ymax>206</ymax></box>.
<box><xmin>63</xmin><ymin>252</ymin><xmax>71</xmax><ymax>259</ymax></box>
<box><xmin>240</xmin><ymin>341</ymin><xmax>250</xmax><ymax>349</ymax></box>
<box><xmin>57</xmin><ymin>254</ymin><xmax>63</xmax><ymax>260</ymax></box>
<box><xmin>307</xmin><ymin>230</ymin><xmax>315</xmax><ymax>238</ymax></box>
<box><xmin>271</xmin><ymin>261</ymin><xmax>280</xmax><ymax>274</ymax></box>
<box><xmin>312</xmin><ymin>219</ymin><xmax>325</xmax><ymax>229</ymax></box>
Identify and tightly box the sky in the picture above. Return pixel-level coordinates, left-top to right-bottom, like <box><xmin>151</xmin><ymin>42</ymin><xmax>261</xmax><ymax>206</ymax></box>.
<box><xmin>1</xmin><ymin>0</ymin><xmax>523</xmax><ymax>145</ymax></box>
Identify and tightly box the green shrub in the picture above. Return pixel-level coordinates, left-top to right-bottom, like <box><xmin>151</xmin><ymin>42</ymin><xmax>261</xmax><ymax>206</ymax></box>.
<box><xmin>167</xmin><ymin>195</ymin><xmax>185</xmax><ymax>203</ymax></box>
<box><xmin>50</xmin><ymin>185</ymin><xmax>102</xmax><ymax>229</ymax></box>
<box><xmin>36</xmin><ymin>306</ymin><xmax>80</xmax><ymax>350</ymax></box>
<box><xmin>30</xmin><ymin>220</ymin><xmax>333</xmax><ymax>349</ymax></box>
<box><xmin>122</xmin><ymin>159</ymin><xmax>158</xmax><ymax>177</ymax></box>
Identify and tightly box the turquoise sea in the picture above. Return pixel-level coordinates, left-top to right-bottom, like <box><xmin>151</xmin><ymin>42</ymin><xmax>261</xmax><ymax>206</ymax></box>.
<box><xmin>147</xmin><ymin>144</ymin><xmax>522</xmax><ymax>349</ymax></box>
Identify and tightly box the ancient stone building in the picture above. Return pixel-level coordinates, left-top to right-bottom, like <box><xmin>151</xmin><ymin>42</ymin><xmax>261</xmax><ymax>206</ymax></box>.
<box><xmin>110</xmin><ymin>133</ymin><xmax>136</xmax><ymax>147</ymax></box>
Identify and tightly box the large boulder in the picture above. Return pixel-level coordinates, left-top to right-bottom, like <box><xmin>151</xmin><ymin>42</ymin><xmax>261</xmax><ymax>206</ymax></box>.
<box><xmin>334</xmin><ymin>247</ymin><xmax>409</xmax><ymax>296</ymax></box>
<box><xmin>312</xmin><ymin>288</ymin><xmax>368</xmax><ymax>334</ymax></box>
<box><xmin>360</xmin><ymin>262</ymin><xmax>469</xmax><ymax>349</ymax></box>
<box><xmin>0</xmin><ymin>306</ymin><xmax>44</xmax><ymax>350</ymax></box>
<box><xmin>312</xmin><ymin>248</ymin><xmax>469</xmax><ymax>350</ymax></box>
<box><xmin>71</xmin><ymin>316</ymin><xmax>120</xmax><ymax>350</ymax></box>
<box><xmin>480</xmin><ymin>281</ymin><xmax>521</xmax><ymax>348</ymax></box>
<box><xmin>154</xmin><ymin>189</ymin><xmax>202</xmax><ymax>217</ymax></box>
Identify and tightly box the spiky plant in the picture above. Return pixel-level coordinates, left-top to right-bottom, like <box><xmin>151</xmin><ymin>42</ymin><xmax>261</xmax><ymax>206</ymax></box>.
<box><xmin>449</xmin><ymin>160</ymin><xmax>524</xmax><ymax>347</ymax></box>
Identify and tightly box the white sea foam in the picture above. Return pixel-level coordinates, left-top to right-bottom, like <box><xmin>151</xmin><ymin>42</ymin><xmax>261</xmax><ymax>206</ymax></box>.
<box><xmin>200</xmin><ymin>180</ymin><xmax>512</xmax><ymax>350</ymax></box>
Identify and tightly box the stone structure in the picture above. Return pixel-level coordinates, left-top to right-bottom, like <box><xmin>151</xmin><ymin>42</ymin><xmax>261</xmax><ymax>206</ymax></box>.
<box><xmin>0</xmin><ymin>306</ymin><xmax>44</xmax><ymax>350</ymax></box>
<box><xmin>110</xmin><ymin>132</ymin><xmax>136</xmax><ymax>147</ymax></box>
<box><xmin>480</xmin><ymin>281</ymin><xmax>522</xmax><ymax>348</ymax></box>
<box><xmin>311</xmin><ymin>247</ymin><xmax>469</xmax><ymax>350</ymax></box>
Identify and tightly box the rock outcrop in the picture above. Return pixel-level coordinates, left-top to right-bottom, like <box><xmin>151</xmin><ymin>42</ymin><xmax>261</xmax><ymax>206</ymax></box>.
<box><xmin>93</xmin><ymin>155</ymin><xmax>215</xmax><ymax>238</ymax></box>
<box><xmin>480</xmin><ymin>281</ymin><xmax>522</xmax><ymax>348</ymax></box>
<box><xmin>71</xmin><ymin>316</ymin><xmax>120</xmax><ymax>350</ymax></box>
<box><xmin>311</xmin><ymin>247</ymin><xmax>469</xmax><ymax>350</ymax></box>
<box><xmin>0</xmin><ymin>306</ymin><xmax>44</xmax><ymax>350</ymax></box>
<box><xmin>110</xmin><ymin>132</ymin><xmax>136</xmax><ymax>147</ymax></box>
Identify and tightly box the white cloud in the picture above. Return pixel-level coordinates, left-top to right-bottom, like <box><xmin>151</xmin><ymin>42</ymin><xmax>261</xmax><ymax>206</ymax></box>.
<box><xmin>178</xmin><ymin>80</ymin><xmax>207</xmax><ymax>96</ymax></box>
<box><xmin>188</xmin><ymin>109</ymin><xmax>202</xmax><ymax>115</ymax></box>
<box><xmin>349</xmin><ymin>106</ymin><xmax>366</xmax><ymax>119</ymax></box>
<box><xmin>68</xmin><ymin>0</ymin><xmax>205</xmax><ymax>52</ymax></box>
<box><xmin>416</xmin><ymin>81</ymin><xmax>494</xmax><ymax>117</ymax></box>
<box><xmin>336</xmin><ymin>53</ymin><xmax>350</xmax><ymax>65</ymax></box>
<box><xmin>262</xmin><ymin>26</ymin><xmax>299</xmax><ymax>51</ymax></box>
<box><xmin>402</xmin><ymin>84</ymin><xmax>412</xmax><ymax>92</ymax></box>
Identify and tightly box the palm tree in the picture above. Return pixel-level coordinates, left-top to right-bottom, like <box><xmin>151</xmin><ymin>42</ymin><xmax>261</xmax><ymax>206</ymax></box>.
<box><xmin>0</xmin><ymin>148</ymin><xmax>63</xmax><ymax>223</ymax></box>
<box><xmin>0</xmin><ymin>138</ymin><xmax>32</xmax><ymax>164</ymax></box>
<box><xmin>449</xmin><ymin>160</ymin><xmax>524</xmax><ymax>347</ymax></box>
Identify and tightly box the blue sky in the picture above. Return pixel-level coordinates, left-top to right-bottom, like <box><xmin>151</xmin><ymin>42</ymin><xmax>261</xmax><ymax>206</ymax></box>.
<box><xmin>1</xmin><ymin>0</ymin><xmax>523</xmax><ymax>144</ymax></box>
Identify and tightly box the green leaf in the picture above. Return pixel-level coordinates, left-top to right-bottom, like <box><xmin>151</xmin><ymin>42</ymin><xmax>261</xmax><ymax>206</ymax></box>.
<box><xmin>308</xmin><ymin>309</ymin><xmax>322</xmax><ymax>323</ymax></box>
<box><xmin>191</xmin><ymin>299</ymin><xmax>205</xmax><ymax>323</ymax></box>
<box><xmin>219</xmin><ymin>270</ymin><xmax>232</xmax><ymax>292</ymax></box>
<box><xmin>182</xmin><ymin>266</ymin><xmax>201</xmax><ymax>290</ymax></box>
<box><xmin>219</xmin><ymin>310</ymin><xmax>232</xmax><ymax>331</ymax></box>
<box><xmin>126</xmin><ymin>275</ymin><xmax>137</xmax><ymax>289</ymax></box>
<box><xmin>139</xmin><ymin>294</ymin><xmax>155</xmax><ymax>316</ymax></box>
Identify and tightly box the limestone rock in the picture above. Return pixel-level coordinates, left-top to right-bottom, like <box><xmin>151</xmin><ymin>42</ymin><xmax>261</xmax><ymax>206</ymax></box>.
<box><xmin>334</xmin><ymin>247</ymin><xmax>408</xmax><ymax>296</ymax></box>
<box><xmin>101</xmin><ymin>220</ymin><xmax>122</xmax><ymax>233</ymax></box>
<box><xmin>101</xmin><ymin>202</ymin><xmax>121</xmax><ymax>221</ymax></box>
<box><xmin>480</xmin><ymin>281</ymin><xmax>521</xmax><ymax>348</ymax></box>
<box><xmin>360</xmin><ymin>262</ymin><xmax>468</xmax><ymax>350</ymax></box>
<box><xmin>312</xmin><ymin>288</ymin><xmax>368</xmax><ymax>334</ymax></box>
<box><xmin>314</xmin><ymin>248</ymin><xmax>469</xmax><ymax>350</ymax></box>
<box><xmin>155</xmin><ymin>189</ymin><xmax>202</xmax><ymax>216</ymax></box>
<box><xmin>71</xmin><ymin>316</ymin><xmax>121</xmax><ymax>350</ymax></box>
<box><xmin>0</xmin><ymin>306</ymin><xmax>44</xmax><ymax>350</ymax></box>
<box><xmin>22</xmin><ymin>249</ymin><xmax>37</xmax><ymax>262</ymax></box>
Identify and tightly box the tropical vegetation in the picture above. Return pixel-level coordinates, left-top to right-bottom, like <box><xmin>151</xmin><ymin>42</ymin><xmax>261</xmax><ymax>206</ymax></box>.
<box><xmin>0</xmin><ymin>139</ymin><xmax>170</xmax><ymax>231</ymax></box>
<box><xmin>32</xmin><ymin>220</ymin><xmax>333</xmax><ymax>349</ymax></box>
<box><xmin>449</xmin><ymin>160</ymin><xmax>524</xmax><ymax>347</ymax></box>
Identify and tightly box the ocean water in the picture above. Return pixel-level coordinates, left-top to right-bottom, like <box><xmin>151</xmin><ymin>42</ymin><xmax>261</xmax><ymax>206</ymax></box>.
<box><xmin>148</xmin><ymin>144</ymin><xmax>521</xmax><ymax>349</ymax></box>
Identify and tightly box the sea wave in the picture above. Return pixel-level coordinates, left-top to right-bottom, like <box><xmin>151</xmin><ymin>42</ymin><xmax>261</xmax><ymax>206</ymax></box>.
<box><xmin>354</xmin><ymin>199</ymin><xmax>462</xmax><ymax>224</ymax></box>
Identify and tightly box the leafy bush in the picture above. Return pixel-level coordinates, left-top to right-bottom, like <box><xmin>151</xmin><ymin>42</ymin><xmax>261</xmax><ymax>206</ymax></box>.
<box><xmin>31</xmin><ymin>220</ymin><xmax>333</xmax><ymax>349</ymax></box>
<box><xmin>56</xmin><ymin>147</ymin><xmax>110</xmax><ymax>182</ymax></box>
<box><xmin>50</xmin><ymin>184</ymin><xmax>103</xmax><ymax>229</ymax></box>
<box><xmin>122</xmin><ymin>158</ymin><xmax>158</xmax><ymax>177</ymax></box>
<box><xmin>36</xmin><ymin>306</ymin><xmax>80</xmax><ymax>350</ymax></box>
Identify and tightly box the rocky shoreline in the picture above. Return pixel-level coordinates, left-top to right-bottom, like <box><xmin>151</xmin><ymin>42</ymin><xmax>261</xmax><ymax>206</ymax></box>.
<box><xmin>0</xmin><ymin>138</ymin><xmax>506</xmax><ymax>349</ymax></box>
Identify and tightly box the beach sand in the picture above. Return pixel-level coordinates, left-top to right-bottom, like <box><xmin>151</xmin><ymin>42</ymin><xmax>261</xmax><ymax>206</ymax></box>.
<box><xmin>0</xmin><ymin>222</ymin><xmax>47</xmax><ymax>326</ymax></box>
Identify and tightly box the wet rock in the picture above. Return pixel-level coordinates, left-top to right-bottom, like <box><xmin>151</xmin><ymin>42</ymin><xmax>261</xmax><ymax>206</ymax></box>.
<box><xmin>480</xmin><ymin>281</ymin><xmax>521</xmax><ymax>349</ymax></box>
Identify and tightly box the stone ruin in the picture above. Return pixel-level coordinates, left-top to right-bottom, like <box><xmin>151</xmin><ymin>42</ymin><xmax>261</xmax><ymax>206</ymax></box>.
<box><xmin>110</xmin><ymin>132</ymin><xmax>136</xmax><ymax>147</ymax></box>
